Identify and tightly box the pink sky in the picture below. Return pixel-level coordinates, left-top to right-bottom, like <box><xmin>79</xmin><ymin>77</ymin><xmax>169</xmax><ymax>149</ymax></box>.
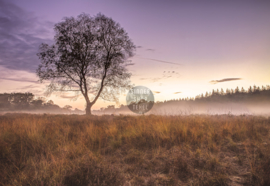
<box><xmin>0</xmin><ymin>0</ymin><xmax>269</xmax><ymax>110</ymax></box>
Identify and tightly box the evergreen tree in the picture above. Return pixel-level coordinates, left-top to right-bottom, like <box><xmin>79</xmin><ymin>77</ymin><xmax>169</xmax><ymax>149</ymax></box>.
<box><xmin>220</xmin><ymin>88</ymin><xmax>224</xmax><ymax>95</ymax></box>
<box><xmin>248</xmin><ymin>86</ymin><xmax>252</xmax><ymax>93</ymax></box>
<box><xmin>235</xmin><ymin>86</ymin><xmax>240</xmax><ymax>93</ymax></box>
<box><xmin>253</xmin><ymin>85</ymin><xmax>257</xmax><ymax>92</ymax></box>
<box><xmin>212</xmin><ymin>89</ymin><xmax>215</xmax><ymax>95</ymax></box>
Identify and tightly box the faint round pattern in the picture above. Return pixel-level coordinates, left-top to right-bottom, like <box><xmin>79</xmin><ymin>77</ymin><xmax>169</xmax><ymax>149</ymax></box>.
<box><xmin>126</xmin><ymin>86</ymin><xmax>154</xmax><ymax>114</ymax></box>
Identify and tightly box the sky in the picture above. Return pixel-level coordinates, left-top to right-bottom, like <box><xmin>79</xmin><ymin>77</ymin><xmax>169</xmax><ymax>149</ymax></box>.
<box><xmin>0</xmin><ymin>0</ymin><xmax>270</xmax><ymax>110</ymax></box>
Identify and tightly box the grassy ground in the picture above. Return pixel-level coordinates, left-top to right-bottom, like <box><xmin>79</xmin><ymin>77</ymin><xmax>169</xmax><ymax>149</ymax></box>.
<box><xmin>0</xmin><ymin>114</ymin><xmax>270</xmax><ymax>186</ymax></box>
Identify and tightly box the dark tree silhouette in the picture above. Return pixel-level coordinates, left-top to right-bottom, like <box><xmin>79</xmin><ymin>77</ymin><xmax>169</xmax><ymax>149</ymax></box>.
<box><xmin>247</xmin><ymin>86</ymin><xmax>252</xmax><ymax>93</ymax></box>
<box><xmin>235</xmin><ymin>86</ymin><xmax>240</xmax><ymax>94</ymax></box>
<box><xmin>63</xmin><ymin>105</ymin><xmax>72</xmax><ymax>111</ymax></box>
<box><xmin>0</xmin><ymin>94</ymin><xmax>11</xmax><ymax>110</ymax></box>
<box><xmin>31</xmin><ymin>97</ymin><xmax>46</xmax><ymax>109</ymax></box>
<box><xmin>36</xmin><ymin>13</ymin><xmax>135</xmax><ymax>115</ymax></box>
<box><xmin>8</xmin><ymin>92</ymin><xmax>34</xmax><ymax>110</ymax></box>
<box><xmin>220</xmin><ymin>88</ymin><xmax>224</xmax><ymax>95</ymax></box>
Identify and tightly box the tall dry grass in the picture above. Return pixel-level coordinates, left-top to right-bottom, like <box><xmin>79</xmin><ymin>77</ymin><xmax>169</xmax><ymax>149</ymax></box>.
<box><xmin>0</xmin><ymin>113</ymin><xmax>270</xmax><ymax>185</ymax></box>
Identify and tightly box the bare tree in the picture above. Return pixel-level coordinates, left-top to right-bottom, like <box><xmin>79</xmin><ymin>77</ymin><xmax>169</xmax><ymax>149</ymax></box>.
<box><xmin>37</xmin><ymin>13</ymin><xmax>135</xmax><ymax>115</ymax></box>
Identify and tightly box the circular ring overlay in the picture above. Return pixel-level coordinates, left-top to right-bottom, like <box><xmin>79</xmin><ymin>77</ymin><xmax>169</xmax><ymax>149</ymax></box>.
<box><xmin>126</xmin><ymin>86</ymin><xmax>155</xmax><ymax>114</ymax></box>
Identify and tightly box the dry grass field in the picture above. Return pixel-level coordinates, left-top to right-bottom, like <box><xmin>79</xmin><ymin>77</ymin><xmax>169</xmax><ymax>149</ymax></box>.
<box><xmin>0</xmin><ymin>114</ymin><xmax>270</xmax><ymax>186</ymax></box>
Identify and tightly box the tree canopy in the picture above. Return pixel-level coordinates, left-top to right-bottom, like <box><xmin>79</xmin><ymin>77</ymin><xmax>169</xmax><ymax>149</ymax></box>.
<box><xmin>37</xmin><ymin>13</ymin><xmax>135</xmax><ymax>115</ymax></box>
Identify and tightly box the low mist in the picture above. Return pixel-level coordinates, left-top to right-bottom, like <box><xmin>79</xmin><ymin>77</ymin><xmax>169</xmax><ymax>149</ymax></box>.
<box><xmin>1</xmin><ymin>85</ymin><xmax>270</xmax><ymax>116</ymax></box>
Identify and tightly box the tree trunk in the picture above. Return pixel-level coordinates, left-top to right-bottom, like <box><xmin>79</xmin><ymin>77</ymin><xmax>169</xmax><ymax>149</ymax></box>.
<box><xmin>85</xmin><ymin>101</ymin><xmax>92</xmax><ymax>115</ymax></box>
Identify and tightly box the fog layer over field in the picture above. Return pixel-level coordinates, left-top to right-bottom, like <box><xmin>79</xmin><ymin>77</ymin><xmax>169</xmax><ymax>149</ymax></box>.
<box><xmin>1</xmin><ymin>85</ymin><xmax>270</xmax><ymax>116</ymax></box>
<box><xmin>148</xmin><ymin>102</ymin><xmax>270</xmax><ymax>116</ymax></box>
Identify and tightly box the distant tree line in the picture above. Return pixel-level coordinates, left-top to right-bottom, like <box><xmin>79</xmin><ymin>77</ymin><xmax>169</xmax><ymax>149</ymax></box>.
<box><xmin>97</xmin><ymin>84</ymin><xmax>270</xmax><ymax>113</ymax></box>
<box><xmin>193</xmin><ymin>85</ymin><xmax>270</xmax><ymax>103</ymax></box>
<box><xmin>156</xmin><ymin>85</ymin><xmax>270</xmax><ymax>103</ymax></box>
<box><xmin>0</xmin><ymin>92</ymin><xmax>83</xmax><ymax>114</ymax></box>
<box><xmin>1</xmin><ymin>84</ymin><xmax>269</xmax><ymax>114</ymax></box>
